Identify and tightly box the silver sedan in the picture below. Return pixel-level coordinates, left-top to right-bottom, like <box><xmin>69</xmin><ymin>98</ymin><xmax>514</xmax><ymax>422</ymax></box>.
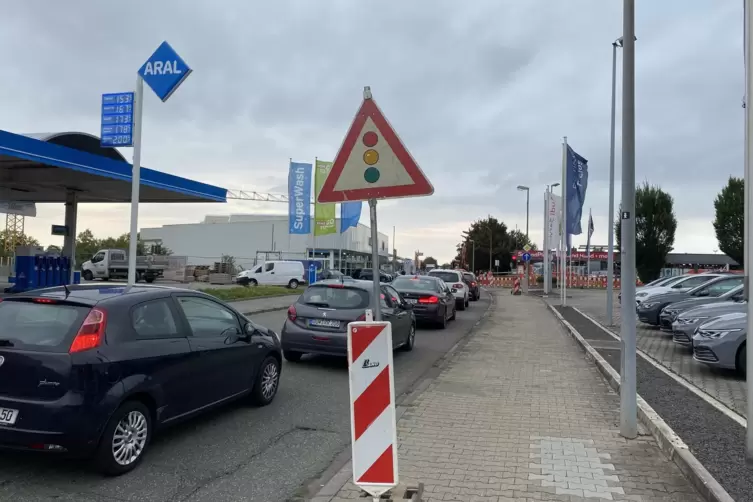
<box><xmin>692</xmin><ymin>312</ymin><xmax>747</xmax><ymax>376</ymax></box>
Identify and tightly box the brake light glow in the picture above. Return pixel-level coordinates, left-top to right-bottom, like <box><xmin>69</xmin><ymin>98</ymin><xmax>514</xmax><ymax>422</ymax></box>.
<box><xmin>69</xmin><ymin>308</ymin><xmax>107</xmax><ymax>353</ymax></box>
<box><xmin>419</xmin><ymin>296</ymin><xmax>439</xmax><ymax>304</ymax></box>
<box><xmin>287</xmin><ymin>305</ymin><xmax>297</xmax><ymax>321</ymax></box>
<box><xmin>356</xmin><ymin>313</ymin><xmax>366</xmax><ymax>321</ymax></box>
<box><xmin>328</xmin><ymin>284</ymin><xmax>344</xmax><ymax>289</ymax></box>
<box><xmin>33</xmin><ymin>298</ymin><xmax>56</xmax><ymax>304</ymax></box>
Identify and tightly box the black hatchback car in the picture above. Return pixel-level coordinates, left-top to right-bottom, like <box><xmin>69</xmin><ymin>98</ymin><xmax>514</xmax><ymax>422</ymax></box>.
<box><xmin>0</xmin><ymin>284</ymin><xmax>282</xmax><ymax>475</ymax></box>
<box><xmin>281</xmin><ymin>279</ymin><xmax>416</xmax><ymax>361</ymax></box>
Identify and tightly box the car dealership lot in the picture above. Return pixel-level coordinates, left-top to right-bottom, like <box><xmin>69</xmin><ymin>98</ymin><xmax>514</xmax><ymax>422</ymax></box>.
<box><xmin>0</xmin><ymin>294</ymin><xmax>490</xmax><ymax>502</ymax></box>
<box><xmin>566</xmin><ymin>289</ymin><xmax>746</xmax><ymax>417</ymax></box>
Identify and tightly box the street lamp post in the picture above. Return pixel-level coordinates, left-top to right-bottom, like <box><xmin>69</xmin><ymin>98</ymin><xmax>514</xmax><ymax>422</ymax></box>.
<box><xmin>468</xmin><ymin>238</ymin><xmax>475</xmax><ymax>274</ymax></box>
<box><xmin>608</xmin><ymin>34</ymin><xmax>636</xmax><ymax>326</ymax></box>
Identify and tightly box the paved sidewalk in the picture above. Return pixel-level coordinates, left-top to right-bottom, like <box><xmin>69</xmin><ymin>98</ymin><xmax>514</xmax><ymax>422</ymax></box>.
<box><xmin>329</xmin><ymin>293</ymin><xmax>700</xmax><ymax>502</ymax></box>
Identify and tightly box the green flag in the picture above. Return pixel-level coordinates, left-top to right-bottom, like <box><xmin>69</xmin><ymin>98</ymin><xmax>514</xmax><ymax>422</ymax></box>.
<box><xmin>314</xmin><ymin>160</ymin><xmax>336</xmax><ymax>236</ymax></box>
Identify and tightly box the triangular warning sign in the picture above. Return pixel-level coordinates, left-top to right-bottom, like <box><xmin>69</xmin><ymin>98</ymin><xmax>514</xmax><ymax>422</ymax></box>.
<box><xmin>317</xmin><ymin>95</ymin><xmax>434</xmax><ymax>203</ymax></box>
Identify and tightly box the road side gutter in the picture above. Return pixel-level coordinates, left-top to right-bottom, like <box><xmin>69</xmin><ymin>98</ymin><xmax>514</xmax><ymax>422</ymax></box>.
<box><xmin>545</xmin><ymin>302</ymin><xmax>734</xmax><ymax>502</ymax></box>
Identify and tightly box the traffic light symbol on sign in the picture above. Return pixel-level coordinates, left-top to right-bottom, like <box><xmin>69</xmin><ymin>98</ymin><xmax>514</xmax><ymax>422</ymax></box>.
<box><xmin>362</xmin><ymin>131</ymin><xmax>380</xmax><ymax>183</ymax></box>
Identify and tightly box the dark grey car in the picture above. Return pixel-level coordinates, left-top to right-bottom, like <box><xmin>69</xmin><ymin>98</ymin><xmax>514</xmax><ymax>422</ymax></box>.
<box><xmin>661</xmin><ymin>284</ymin><xmax>744</xmax><ymax>329</ymax></box>
<box><xmin>390</xmin><ymin>275</ymin><xmax>456</xmax><ymax>328</ymax></box>
<box><xmin>637</xmin><ymin>275</ymin><xmax>744</xmax><ymax>327</ymax></box>
<box><xmin>280</xmin><ymin>279</ymin><xmax>416</xmax><ymax>361</ymax></box>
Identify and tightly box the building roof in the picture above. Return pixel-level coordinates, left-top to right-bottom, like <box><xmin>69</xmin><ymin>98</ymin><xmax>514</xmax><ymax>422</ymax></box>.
<box><xmin>665</xmin><ymin>253</ymin><xmax>738</xmax><ymax>266</ymax></box>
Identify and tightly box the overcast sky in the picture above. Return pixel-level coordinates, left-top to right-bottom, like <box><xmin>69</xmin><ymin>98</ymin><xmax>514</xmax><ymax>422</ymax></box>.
<box><xmin>0</xmin><ymin>1</ymin><xmax>743</xmax><ymax>264</ymax></box>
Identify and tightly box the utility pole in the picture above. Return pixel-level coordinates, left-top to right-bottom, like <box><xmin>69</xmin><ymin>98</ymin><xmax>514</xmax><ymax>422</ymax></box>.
<box><xmin>619</xmin><ymin>0</ymin><xmax>638</xmax><ymax>440</ymax></box>
<box><xmin>744</xmin><ymin>0</ymin><xmax>753</xmax><ymax>462</ymax></box>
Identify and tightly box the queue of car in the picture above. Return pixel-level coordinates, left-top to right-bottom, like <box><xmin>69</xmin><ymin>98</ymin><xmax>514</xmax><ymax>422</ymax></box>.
<box><xmin>0</xmin><ymin>267</ymin><xmax>483</xmax><ymax>476</ymax></box>
<box><xmin>633</xmin><ymin>273</ymin><xmax>747</xmax><ymax>376</ymax></box>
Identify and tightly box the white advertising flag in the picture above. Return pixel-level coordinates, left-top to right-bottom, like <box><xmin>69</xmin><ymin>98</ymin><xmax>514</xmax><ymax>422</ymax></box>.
<box><xmin>547</xmin><ymin>193</ymin><xmax>561</xmax><ymax>248</ymax></box>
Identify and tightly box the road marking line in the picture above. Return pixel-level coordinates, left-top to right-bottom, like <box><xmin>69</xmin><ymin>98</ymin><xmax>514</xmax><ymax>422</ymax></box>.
<box><xmin>572</xmin><ymin>306</ymin><xmax>747</xmax><ymax>429</ymax></box>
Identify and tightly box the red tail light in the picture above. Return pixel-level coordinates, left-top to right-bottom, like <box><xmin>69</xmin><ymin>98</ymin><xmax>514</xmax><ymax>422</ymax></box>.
<box><xmin>328</xmin><ymin>284</ymin><xmax>344</xmax><ymax>288</ymax></box>
<box><xmin>287</xmin><ymin>305</ymin><xmax>297</xmax><ymax>321</ymax></box>
<box><xmin>454</xmin><ymin>283</ymin><xmax>464</xmax><ymax>289</ymax></box>
<box><xmin>419</xmin><ymin>296</ymin><xmax>439</xmax><ymax>304</ymax></box>
<box><xmin>356</xmin><ymin>313</ymin><xmax>366</xmax><ymax>321</ymax></box>
<box><xmin>33</xmin><ymin>298</ymin><xmax>56</xmax><ymax>304</ymax></box>
<box><xmin>69</xmin><ymin>308</ymin><xmax>106</xmax><ymax>353</ymax></box>
<box><xmin>471</xmin><ymin>281</ymin><xmax>477</xmax><ymax>287</ymax></box>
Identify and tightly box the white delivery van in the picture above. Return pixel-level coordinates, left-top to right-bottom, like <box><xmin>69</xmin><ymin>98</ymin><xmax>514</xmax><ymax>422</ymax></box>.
<box><xmin>236</xmin><ymin>261</ymin><xmax>306</xmax><ymax>289</ymax></box>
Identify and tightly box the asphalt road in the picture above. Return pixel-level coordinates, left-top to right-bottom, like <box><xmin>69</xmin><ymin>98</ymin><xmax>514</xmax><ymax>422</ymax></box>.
<box><xmin>0</xmin><ymin>294</ymin><xmax>491</xmax><ymax>502</ymax></box>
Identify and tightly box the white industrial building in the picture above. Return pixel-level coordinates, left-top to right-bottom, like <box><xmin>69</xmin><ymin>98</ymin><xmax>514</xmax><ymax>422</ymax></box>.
<box><xmin>140</xmin><ymin>214</ymin><xmax>391</xmax><ymax>275</ymax></box>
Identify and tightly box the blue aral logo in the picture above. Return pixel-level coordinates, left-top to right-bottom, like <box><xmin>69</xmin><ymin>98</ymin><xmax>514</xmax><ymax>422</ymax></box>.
<box><xmin>138</xmin><ymin>41</ymin><xmax>192</xmax><ymax>102</ymax></box>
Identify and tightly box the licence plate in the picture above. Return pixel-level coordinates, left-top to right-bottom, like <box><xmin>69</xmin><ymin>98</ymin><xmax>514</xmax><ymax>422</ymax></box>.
<box><xmin>309</xmin><ymin>319</ymin><xmax>340</xmax><ymax>328</ymax></box>
<box><xmin>405</xmin><ymin>299</ymin><xmax>417</xmax><ymax>304</ymax></box>
<box><xmin>0</xmin><ymin>408</ymin><xmax>18</xmax><ymax>425</ymax></box>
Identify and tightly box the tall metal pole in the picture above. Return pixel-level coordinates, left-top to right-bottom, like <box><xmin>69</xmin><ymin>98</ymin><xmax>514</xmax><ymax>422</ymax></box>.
<box><xmin>127</xmin><ymin>76</ymin><xmax>144</xmax><ymax>286</ymax></box>
<box><xmin>525</xmin><ymin>190</ymin><xmax>530</xmax><ymax>237</ymax></box>
<box><xmin>543</xmin><ymin>187</ymin><xmax>549</xmax><ymax>295</ymax></box>
<box><xmin>561</xmin><ymin>138</ymin><xmax>568</xmax><ymax>306</ymax></box>
<box><xmin>744</xmin><ymin>0</ymin><xmax>753</xmax><ymax>462</ymax></box>
<box><xmin>369</xmin><ymin>199</ymin><xmax>382</xmax><ymax>321</ymax></box>
<box><xmin>607</xmin><ymin>40</ymin><xmax>618</xmax><ymax>325</ymax></box>
<box><xmin>489</xmin><ymin>220</ymin><xmax>493</xmax><ymax>272</ymax></box>
<box><xmin>620</xmin><ymin>0</ymin><xmax>638</xmax><ymax>439</ymax></box>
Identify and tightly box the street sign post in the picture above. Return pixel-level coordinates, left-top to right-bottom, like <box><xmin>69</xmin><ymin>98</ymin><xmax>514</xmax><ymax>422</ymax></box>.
<box><xmin>124</xmin><ymin>41</ymin><xmax>192</xmax><ymax>286</ymax></box>
<box><xmin>319</xmin><ymin>87</ymin><xmax>433</xmax><ymax>322</ymax></box>
<box><xmin>522</xmin><ymin>252</ymin><xmax>531</xmax><ymax>262</ymax></box>
<box><xmin>100</xmin><ymin>93</ymin><xmax>134</xmax><ymax>147</ymax></box>
<box><xmin>347</xmin><ymin>320</ymin><xmax>398</xmax><ymax>499</ymax></box>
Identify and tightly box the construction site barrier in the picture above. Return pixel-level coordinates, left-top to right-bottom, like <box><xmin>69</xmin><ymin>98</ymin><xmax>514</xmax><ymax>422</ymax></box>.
<box><xmin>478</xmin><ymin>273</ymin><xmax>642</xmax><ymax>289</ymax></box>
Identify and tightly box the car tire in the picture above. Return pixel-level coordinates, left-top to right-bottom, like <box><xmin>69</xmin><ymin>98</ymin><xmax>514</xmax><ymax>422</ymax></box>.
<box><xmin>288</xmin><ymin>279</ymin><xmax>300</xmax><ymax>289</ymax></box>
<box><xmin>464</xmin><ymin>296</ymin><xmax>469</xmax><ymax>308</ymax></box>
<box><xmin>283</xmin><ymin>350</ymin><xmax>303</xmax><ymax>362</ymax></box>
<box><xmin>248</xmin><ymin>279</ymin><xmax>258</xmax><ymax>287</ymax></box>
<box><xmin>438</xmin><ymin>309</ymin><xmax>448</xmax><ymax>329</ymax></box>
<box><xmin>736</xmin><ymin>343</ymin><xmax>746</xmax><ymax>377</ymax></box>
<box><xmin>458</xmin><ymin>300</ymin><xmax>466</xmax><ymax>311</ymax></box>
<box><xmin>237</xmin><ymin>277</ymin><xmax>250</xmax><ymax>287</ymax></box>
<box><xmin>449</xmin><ymin>306</ymin><xmax>456</xmax><ymax>321</ymax></box>
<box><xmin>82</xmin><ymin>270</ymin><xmax>94</xmax><ymax>281</ymax></box>
<box><xmin>251</xmin><ymin>356</ymin><xmax>281</xmax><ymax>406</ymax></box>
<box><xmin>402</xmin><ymin>323</ymin><xmax>415</xmax><ymax>351</ymax></box>
<box><xmin>94</xmin><ymin>400</ymin><xmax>152</xmax><ymax>476</ymax></box>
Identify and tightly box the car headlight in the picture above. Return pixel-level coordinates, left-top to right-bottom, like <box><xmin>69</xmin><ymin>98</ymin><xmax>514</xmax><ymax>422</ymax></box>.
<box><xmin>636</xmin><ymin>292</ymin><xmax>648</xmax><ymax>298</ymax></box>
<box><xmin>641</xmin><ymin>302</ymin><xmax>657</xmax><ymax>309</ymax></box>
<box><xmin>697</xmin><ymin>328</ymin><xmax>741</xmax><ymax>339</ymax></box>
<box><xmin>678</xmin><ymin>316</ymin><xmax>707</xmax><ymax>324</ymax></box>
<box><xmin>269</xmin><ymin>329</ymin><xmax>281</xmax><ymax>342</ymax></box>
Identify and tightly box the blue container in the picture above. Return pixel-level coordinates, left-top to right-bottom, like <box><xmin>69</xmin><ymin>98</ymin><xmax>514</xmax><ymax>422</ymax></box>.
<box><xmin>73</xmin><ymin>271</ymin><xmax>81</xmax><ymax>285</ymax></box>
<box><xmin>36</xmin><ymin>255</ymin><xmax>47</xmax><ymax>288</ymax></box>
<box><xmin>14</xmin><ymin>255</ymin><xmax>34</xmax><ymax>291</ymax></box>
<box><xmin>45</xmin><ymin>256</ymin><xmax>54</xmax><ymax>287</ymax></box>
<box><xmin>60</xmin><ymin>257</ymin><xmax>70</xmax><ymax>285</ymax></box>
<box><xmin>51</xmin><ymin>256</ymin><xmax>61</xmax><ymax>286</ymax></box>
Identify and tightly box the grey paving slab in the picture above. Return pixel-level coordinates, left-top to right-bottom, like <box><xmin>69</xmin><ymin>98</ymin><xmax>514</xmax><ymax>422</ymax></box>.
<box><xmin>330</xmin><ymin>293</ymin><xmax>701</xmax><ymax>502</ymax></box>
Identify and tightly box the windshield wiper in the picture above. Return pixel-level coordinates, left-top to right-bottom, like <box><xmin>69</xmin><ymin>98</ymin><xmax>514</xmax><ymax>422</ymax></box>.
<box><xmin>0</xmin><ymin>339</ymin><xmax>15</xmax><ymax>347</ymax></box>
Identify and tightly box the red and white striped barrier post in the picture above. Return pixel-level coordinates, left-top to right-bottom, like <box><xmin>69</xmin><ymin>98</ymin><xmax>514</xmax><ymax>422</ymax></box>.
<box><xmin>347</xmin><ymin>312</ymin><xmax>398</xmax><ymax>499</ymax></box>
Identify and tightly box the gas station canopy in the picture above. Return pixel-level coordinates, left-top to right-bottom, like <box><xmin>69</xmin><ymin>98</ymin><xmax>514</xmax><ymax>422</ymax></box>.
<box><xmin>0</xmin><ymin>129</ymin><xmax>226</xmax><ymax>203</ymax></box>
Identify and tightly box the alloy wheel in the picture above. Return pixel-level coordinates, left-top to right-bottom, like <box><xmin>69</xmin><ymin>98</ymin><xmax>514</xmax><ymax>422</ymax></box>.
<box><xmin>112</xmin><ymin>411</ymin><xmax>148</xmax><ymax>466</ymax></box>
<box><xmin>261</xmin><ymin>361</ymin><xmax>279</xmax><ymax>400</ymax></box>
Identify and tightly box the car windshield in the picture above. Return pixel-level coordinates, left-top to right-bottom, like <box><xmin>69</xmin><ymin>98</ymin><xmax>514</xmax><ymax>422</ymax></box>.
<box><xmin>300</xmin><ymin>285</ymin><xmax>370</xmax><ymax>309</ymax></box>
<box><xmin>392</xmin><ymin>277</ymin><xmax>439</xmax><ymax>292</ymax></box>
<box><xmin>0</xmin><ymin>300</ymin><xmax>89</xmax><ymax>352</ymax></box>
<box><xmin>430</xmin><ymin>271</ymin><xmax>460</xmax><ymax>283</ymax></box>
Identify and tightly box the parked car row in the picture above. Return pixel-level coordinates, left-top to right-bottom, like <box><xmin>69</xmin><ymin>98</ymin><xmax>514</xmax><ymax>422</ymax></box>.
<box><xmin>633</xmin><ymin>274</ymin><xmax>747</xmax><ymax>376</ymax></box>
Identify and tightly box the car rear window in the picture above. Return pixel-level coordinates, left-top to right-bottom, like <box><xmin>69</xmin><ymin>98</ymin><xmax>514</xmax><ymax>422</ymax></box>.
<box><xmin>463</xmin><ymin>273</ymin><xmax>476</xmax><ymax>282</ymax></box>
<box><xmin>430</xmin><ymin>271</ymin><xmax>460</xmax><ymax>283</ymax></box>
<box><xmin>301</xmin><ymin>286</ymin><xmax>370</xmax><ymax>309</ymax></box>
<box><xmin>0</xmin><ymin>300</ymin><xmax>89</xmax><ymax>352</ymax></box>
<box><xmin>392</xmin><ymin>277</ymin><xmax>439</xmax><ymax>292</ymax></box>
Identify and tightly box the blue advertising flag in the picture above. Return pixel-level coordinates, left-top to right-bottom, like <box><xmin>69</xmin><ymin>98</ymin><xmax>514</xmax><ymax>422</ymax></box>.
<box><xmin>288</xmin><ymin>162</ymin><xmax>312</xmax><ymax>234</ymax></box>
<box><xmin>340</xmin><ymin>201</ymin><xmax>362</xmax><ymax>233</ymax></box>
<box><xmin>566</xmin><ymin>145</ymin><xmax>589</xmax><ymax>235</ymax></box>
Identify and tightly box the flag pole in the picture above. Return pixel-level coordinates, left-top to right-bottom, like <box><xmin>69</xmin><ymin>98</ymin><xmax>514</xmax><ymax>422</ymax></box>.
<box><xmin>561</xmin><ymin>137</ymin><xmax>568</xmax><ymax>306</ymax></box>
<box><xmin>587</xmin><ymin>208</ymin><xmax>592</xmax><ymax>276</ymax></box>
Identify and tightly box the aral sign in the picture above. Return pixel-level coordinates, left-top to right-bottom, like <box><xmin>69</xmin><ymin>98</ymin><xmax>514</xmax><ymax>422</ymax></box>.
<box><xmin>138</xmin><ymin>41</ymin><xmax>193</xmax><ymax>102</ymax></box>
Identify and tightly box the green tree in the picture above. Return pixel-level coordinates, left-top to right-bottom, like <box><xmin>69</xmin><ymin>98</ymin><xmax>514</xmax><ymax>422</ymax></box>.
<box><xmin>45</xmin><ymin>245</ymin><xmax>62</xmax><ymax>254</ymax></box>
<box><xmin>0</xmin><ymin>230</ymin><xmax>40</xmax><ymax>257</ymax></box>
<box><xmin>508</xmin><ymin>229</ymin><xmax>537</xmax><ymax>252</ymax></box>
<box><xmin>456</xmin><ymin>216</ymin><xmax>515</xmax><ymax>272</ymax></box>
<box><xmin>615</xmin><ymin>183</ymin><xmax>677</xmax><ymax>282</ymax></box>
<box><xmin>75</xmin><ymin>229</ymin><xmax>100</xmax><ymax>267</ymax></box>
<box><xmin>713</xmin><ymin>177</ymin><xmax>743</xmax><ymax>267</ymax></box>
<box><xmin>422</xmin><ymin>256</ymin><xmax>438</xmax><ymax>268</ymax></box>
